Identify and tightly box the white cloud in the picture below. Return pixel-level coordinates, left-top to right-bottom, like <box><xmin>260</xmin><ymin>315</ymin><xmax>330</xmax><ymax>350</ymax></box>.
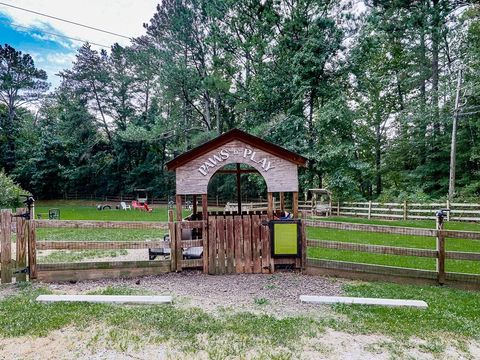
<box><xmin>0</xmin><ymin>0</ymin><xmax>158</xmax><ymax>50</ymax></box>
<box><xmin>0</xmin><ymin>0</ymin><xmax>159</xmax><ymax>89</ymax></box>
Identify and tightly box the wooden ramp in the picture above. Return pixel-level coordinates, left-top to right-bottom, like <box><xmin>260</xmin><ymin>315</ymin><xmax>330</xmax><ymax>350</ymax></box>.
<box><xmin>36</xmin><ymin>294</ymin><xmax>172</xmax><ymax>305</ymax></box>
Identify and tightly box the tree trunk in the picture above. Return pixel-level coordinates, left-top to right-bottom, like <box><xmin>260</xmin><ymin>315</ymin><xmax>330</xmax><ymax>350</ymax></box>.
<box><xmin>4</xmin><ymin>105</ymin><xmax>16</xmax><ymax>172</ymax></box>
<box><xmin>91</xmin><ymin>80</ymin><xmax>113</xmax><ymax>147</ymax></box>
<box><xmin>375</xmin><ymin>124</ymin><xmax>382</xmax><ymax>196</ymax></box>
<box><xmin>215</xmin><ymin>93</ymin><xmax>221</xmax><ymax>134</ymax></box>
<box><xmin>203</xmin><ymin>91</ymin><xmax>212</xmax><ymax>130</ymax></box>
<box><xmin>431</xmin><ymin>0</ymin><xmax>440</xmax><ymax>137</ymax></box>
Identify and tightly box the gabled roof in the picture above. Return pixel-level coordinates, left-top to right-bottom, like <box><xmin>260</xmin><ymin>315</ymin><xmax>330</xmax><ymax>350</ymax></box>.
<box><xmin>166</xmin><ymin>128</ymin><xmax>308</xmax><ymax>171</ymax></box>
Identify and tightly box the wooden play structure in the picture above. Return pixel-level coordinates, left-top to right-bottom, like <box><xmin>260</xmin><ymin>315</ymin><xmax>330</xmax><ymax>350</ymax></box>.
<box><xmin>165</xmin><ymin>129</ymin><xmax>308</xmax><ymax>274</ymax></box>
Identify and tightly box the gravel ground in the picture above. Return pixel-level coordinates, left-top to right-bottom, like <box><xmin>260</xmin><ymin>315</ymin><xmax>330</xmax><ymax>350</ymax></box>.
<box><xmin>45</xmin><ymin>271</ymin><xmax>345</xmax><ymax>317</ymax></box>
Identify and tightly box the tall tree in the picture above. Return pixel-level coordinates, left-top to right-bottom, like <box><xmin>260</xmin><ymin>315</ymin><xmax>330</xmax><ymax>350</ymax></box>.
<box><xmin>0</xmin><ymin>44</ymin><xmax>48</xmax><ymax>171</ymax></box>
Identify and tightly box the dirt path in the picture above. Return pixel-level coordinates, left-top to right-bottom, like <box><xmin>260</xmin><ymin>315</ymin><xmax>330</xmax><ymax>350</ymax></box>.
<box><xmin>47</xmin><ymin>271</ymin><xmax>345</xmax><ymax>317</ymax></box>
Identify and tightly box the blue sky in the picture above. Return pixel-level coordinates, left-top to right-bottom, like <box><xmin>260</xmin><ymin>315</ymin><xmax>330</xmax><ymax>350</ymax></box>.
<box><xmin>0</xmin><ymin>0</ymin><xmax>157</xmax><ymax>89</ymax></box>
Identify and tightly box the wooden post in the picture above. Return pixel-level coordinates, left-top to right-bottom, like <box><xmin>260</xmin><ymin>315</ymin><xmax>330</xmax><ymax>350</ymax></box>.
<box><xmin>301</xmin><ymin>213</ymin><xmax>307</xmax><ymax>271</ymax></box>
<box><xmin>201</xmin><ymin>194</ymin><xmax>209</xmax><ymax>273</ymax></box>
<box><xmin>15</xmin><ymin>208</ymin><xmax>27</xmax><ymax>282</ymax></box>
<box><xmin>267</xmin><ymin>192</ymin><xmax>274</xmax><ymax>219</ymax></box>
<box><xmin>368</xmin><ymin>201</ymin><xmax>372</xmax><ymax>220</ymax></box>
<box><xmin>403</xmin><ymin>200</ymin><xmax>408</xmax><ymax>221</ymax></box>
<box><xmin>27</xmin><ymin>217</ymin><xmax>37</xmax><ymax>280</ymax></box>
<box><xmin>280</xmin><ymin>192</ymin><xmax>285</xmax><ymax>212</ymax></box>
<box><xmin>436</xmin><ymin>216</ymin><xmax>446</xmax><ymax>285</ymax></box>
<box><xmin>168</xmin><ymin>209</ymin><xmax>174</xmax><ymax>223</ymax></box>
<box><xmin>236</xmin><ymin>163</ymin><xmax>242</xmax><ymax>214</ymax></box>
<box><xmin>192</xmin><ymin>195</ymin><xmax>197</xmax><ymax>216</ymax></box>
<box><xmin>337</xmin><ymin>201</ymin><xmax>340</xmax><ymax>216</ymax></box>
<box><xmin>175</xmin><ymin>222</ymin><xmax>183</xmax><ymax>272</ymax></box>
<box><xmin>175</xmin><ymin>194</ymin><xmax>182</xmax><ymax>221</ymax></box>
<box><xmin>0</xmin><ymin>209</ymin><xmax>12</xmax><ymax>283</ymax></box>
<box><xmin>292</xmin><ymin>192</ymin><xmax>298</xmax><ymax>218</ymax></box>
<box><xmin>169</xmin><ymin>221</ymin><xmax>177</xmax><ymax>272</ymax></box>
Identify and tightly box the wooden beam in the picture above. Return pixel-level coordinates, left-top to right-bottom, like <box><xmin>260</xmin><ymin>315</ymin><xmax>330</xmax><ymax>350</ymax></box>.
<box><xmin>292</xmin><ymin>191</ymin><xmax>298</xmax><ymax>218</ymax></box>
<box><xmin>216</xmin><ymin>169</ymin><xmax>259</xmax><ymax>174</ymax></box>
<box><xmin>28</xmin><ymin>218</ymin><xmax>37</xmax><ymax>279</ymax></box>
<box><xmin>280</xmin><ymin>192</ymin><xmax>285</xmax><ymax>212</ymax></box>
<box><xmin>36</xmin><ymin>240</ymin><xmax>171</xmax><ymax>250</ymax></box>
<box><xmin>1</xmin><ymin>209</ymin><xmax>12</xmax><ymax>283</ymax></box>
<box><xmin>192</xmin><ymin>194</ymin><xmax>197</xmax><ymax>216</ymax></box>
<box><xmin>236</xmin><ymin>163</ymin><xmax>242</xmax><ymax>214</ymax></box>
<box><xmin>307</xmin><ymin>239</ymin><xmax>437</xmax><ymax>258</ymax></box>
<box><xmin>35</xmin><ymin>220</ymin><xmax>168</xmax><ymax>229</ymax></box>
<box><xmin>267</xmin><ymin>192</ymin><xmax>274</xmax><ymax>219</ymax></box>
<box><xmin>436</xmin><ymin>218</ymin><xmax>446</xmax><ymax>285</ymax></box>
<box><xmin>15</xmin><ymin>208</ymin><xmax>27</xmax><ymax>281</ymax></box>
<box><xmin>38</xmin><ymin>260</ymin><xmax>170</xmax><ymax>271</ymax></box>
<box><xmin>306</xmin><ymin>258</ymin><xmax>438</xmax><ymax>280</ymax></box>
<box><xmin>175</xmin><ymin>194</ymin><xmax>182</xmax><ymax>221</ymax></box>
<box><xmin>201</xmin><ymin>193</ymin><xmax>208</xmax><ymax>273</ymax></box>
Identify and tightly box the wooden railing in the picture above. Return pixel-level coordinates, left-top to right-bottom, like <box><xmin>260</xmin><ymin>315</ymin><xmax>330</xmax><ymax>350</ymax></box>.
<box><xmin>305</xmin><ymin>220</ymin><xmax>480</xmax><ymax>288</ymax></box>
<box><xmin>330</xmin><ymin>201</ymin><xmax>480</xmax><ymax>222</ymax></box>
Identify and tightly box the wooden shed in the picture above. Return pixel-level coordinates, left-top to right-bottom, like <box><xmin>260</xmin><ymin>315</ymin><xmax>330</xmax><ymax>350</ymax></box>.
<box><xmin>166</xmin><ymin>128</ymin><xmax>308</xmax><ymax>274</ymax></box>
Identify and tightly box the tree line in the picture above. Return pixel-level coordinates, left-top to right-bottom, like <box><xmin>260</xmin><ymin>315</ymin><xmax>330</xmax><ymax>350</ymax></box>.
<box><xmin>1</xmin><ymin>0</ymin><xmax>479</xmax><ymax>202</ymax></box>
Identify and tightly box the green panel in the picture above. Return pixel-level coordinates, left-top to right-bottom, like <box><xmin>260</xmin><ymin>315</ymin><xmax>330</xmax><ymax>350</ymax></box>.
<box><xmin>274</xmin><ymin>223</ymin><xmax>298</xmax><ymax>255</ymax></box>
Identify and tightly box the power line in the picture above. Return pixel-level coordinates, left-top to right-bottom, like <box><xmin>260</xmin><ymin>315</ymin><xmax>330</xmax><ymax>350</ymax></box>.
<box><xmin>5</xmin><ymin>21</ymin><xmax>110</xmax><ymax>48</ymax></box>
<box><xmin>0</xmin><ymin>1</ymin><xmax>131</xmax><ymax>40</ymax></box>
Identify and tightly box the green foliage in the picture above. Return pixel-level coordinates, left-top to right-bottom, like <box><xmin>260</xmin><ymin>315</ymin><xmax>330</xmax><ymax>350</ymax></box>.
<box><xmin>0</xmin><ymin>170</ymin><xmax>28</xmax><ymax>207</ymax></box>
<box><xmin>1</xmin><ymin>2</ymin><xmax>479</xmax><ymax>202</ymax></box>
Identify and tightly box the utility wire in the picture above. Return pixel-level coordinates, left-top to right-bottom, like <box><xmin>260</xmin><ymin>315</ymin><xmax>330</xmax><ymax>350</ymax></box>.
<box><xmin>0</xmin><ymin>1</ymin><xmax>131</xmax><ymax>40</ymax></box>
<box><xmin>5</xmin><ymin>21</ymin><xmax>110</xmax><ymax>48</ymax></box>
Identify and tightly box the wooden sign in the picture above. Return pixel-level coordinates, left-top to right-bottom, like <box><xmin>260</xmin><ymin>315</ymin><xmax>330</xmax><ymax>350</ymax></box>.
<box><xmin>175</xmin><ymin>139</ymin><xmax>299</xmax><ymax>194</ymax></box>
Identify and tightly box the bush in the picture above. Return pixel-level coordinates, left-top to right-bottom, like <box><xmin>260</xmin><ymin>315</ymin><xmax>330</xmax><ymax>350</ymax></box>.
<box><xmin>0</xmin><ymin>171</ymin><xmax>28</xmax><ymax>208</ymax></box>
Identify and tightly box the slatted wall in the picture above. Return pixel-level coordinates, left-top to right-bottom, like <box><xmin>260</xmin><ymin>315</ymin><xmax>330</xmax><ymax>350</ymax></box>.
<box><xmin>207</xmin><ymin>215</ymin><xmax>272</xmax><ymax>274</ymax></box>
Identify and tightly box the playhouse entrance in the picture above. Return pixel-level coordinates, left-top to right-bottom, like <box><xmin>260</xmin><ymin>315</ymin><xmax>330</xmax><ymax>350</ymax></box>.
<box><xmin>206</xmin><ymin>214</ymin><xmax>272</xmax><ymax>274</ymax></box>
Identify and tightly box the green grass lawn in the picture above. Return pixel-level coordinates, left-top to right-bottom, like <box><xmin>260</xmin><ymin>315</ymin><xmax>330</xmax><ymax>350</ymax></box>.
<box><xmin>307</xmin><ymin>217</ymin><xmax>480</xmax><ymax>274</ymax></box>
<box><xmin>0</xmin><ymin>282</ymin><xmax>478</xmax><ymax>358</ymax></box>
<box><xmin>35</xmin><ymin>200</ymin><xmax>175</xmax><ymax>221</ymax></box>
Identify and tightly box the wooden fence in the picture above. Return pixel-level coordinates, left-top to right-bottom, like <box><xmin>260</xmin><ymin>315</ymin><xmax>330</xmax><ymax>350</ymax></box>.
<box><xmin>331</xmin><ymin>201</ymin><xmax>480</xmax><ymax>222</ymax></box>
<box><xmin>0</xmin><ymin>209</ymin><xmax>208</xmax><ymax>283</ymax></box>
<box><xmin>35</xmin><ymin>219</ymin><xmax>205</xmax><ymax>282</ymax></box>
<box><xmin>305</xmin><ymin>220</ymin><xmax>480</xmax><ymax>289</ymax></box>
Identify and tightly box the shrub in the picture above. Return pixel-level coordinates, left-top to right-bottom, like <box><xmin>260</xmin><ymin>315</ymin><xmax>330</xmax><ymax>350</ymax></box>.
<box><xmin>0</xmin><ymin>171</ymin><xmax>28</xmax><ymax>208</ymax></box>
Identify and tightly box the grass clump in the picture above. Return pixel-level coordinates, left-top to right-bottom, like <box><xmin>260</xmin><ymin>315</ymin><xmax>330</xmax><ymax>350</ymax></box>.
<box><xmin>334</xmin><ymin>281</ymin><xmax>480</xmax><ymax>338</ymax></box>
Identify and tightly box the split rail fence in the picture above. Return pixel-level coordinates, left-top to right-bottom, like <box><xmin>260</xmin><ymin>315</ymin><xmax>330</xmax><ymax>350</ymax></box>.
<box><xmin>305</xmin><ymin>220</ymin><xmax>480</xmax><ymax>289</ymax></box>
<box><xmin>332</xmin><ymin>201</ymin><xmax>480</xmax><ymax>222</ymax></box>
<box><xmin>0</xmin><ymin>208</ymin><xmax>209</xmax><ymax>283</ymax></box>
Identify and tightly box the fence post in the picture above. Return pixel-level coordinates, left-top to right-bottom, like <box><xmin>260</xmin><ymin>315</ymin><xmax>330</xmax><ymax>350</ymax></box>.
<box><xmin>175</xmin><ymin>222</ymin><xmax>183</xmax><ymax>272</ymax></box>
<box><xmin>0</xmin><ymin>209</ymin><xmax>12</xmax><ymax>283</ymax></box>
<box><xmin>27</xmin><ymin>217</ymin><xmax>37</xmax><ymax>280</ymax></box>
<box><xmin>168</xmin><ymin>210</ymin><xmax>175</xmax><ymax>272</ymax></box>
<box><xmin>337</xmin><ymin>201</ymin><xmax>340</xmax><ymax>216</ymax></box>
<box><xmin>436</xmin><ymin>216</ymin><xmax>446</xmax><ymax>285</ymax></box>
<box><xmin>15</xmin><ymin>208</ymin><xmax>27</xmax><ymax>282</ymax></box>
<box><xmin>368</xmin><ymin>201</ymin><xmax>372</xmax><ymax>220</ymax></box>
<box><xmin>403</xmin><ymin>201</ymin><xmax>408</xmax><ymax>221</ymax></box>
<box><xmin>301</xmin><ymin>213</ymin><xmax>307</xmax><ymax>271</ymax></box>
